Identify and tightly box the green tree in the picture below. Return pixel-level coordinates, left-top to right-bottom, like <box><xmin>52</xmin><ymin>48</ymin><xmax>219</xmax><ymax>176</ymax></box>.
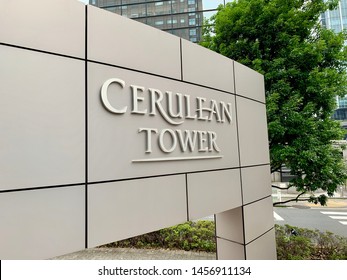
<box><xmin>201</xmin><ymin>0</ymin><xmax>347</xmax><ymax>206</ymax></box>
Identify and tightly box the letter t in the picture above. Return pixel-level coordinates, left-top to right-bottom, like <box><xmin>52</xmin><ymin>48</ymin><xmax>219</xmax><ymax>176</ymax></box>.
<box><xmin>138</xmin><ymin>128</ymin><xmax>158</xmax><ymax>153</ymax></box>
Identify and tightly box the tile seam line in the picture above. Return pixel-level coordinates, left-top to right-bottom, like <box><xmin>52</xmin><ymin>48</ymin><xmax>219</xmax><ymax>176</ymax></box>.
<box><xmin>0</xmin><ymin>42</ymin><xmax>84</xmax><ymax>61</ymax></box>
<box><xmin>0</xmin><ymin>163</ymin><xmax>271</xmax><ymax>193</ymax></box>
<box><xmin>233</xmin><ymin>61</ymin><xmax>247</xmax><ymax>259</ymax></box>
<box><xmin>216</xmin><ymin>236</ymin><xmax>244</xmax><ymax>246</ymax></box>
<box><xmin>243</xmin><ymin>195</ymin><xmax>273</xmax><ymax>207</ymax></box>
<box><xmin>0</xmin><ymin>44</ymin><xmax>266</xmax><ymax>105</ymax></box>
<box><xmin>236</xmin><ymin>94</ymin><xmax>267</xmax><ymax>105</ymax></box>
<box><xmin>214</xmin><ymin>214</ymin><xmax>219</xmax><ymax>260</ymax></box>
<box><xmin>0</xmin><ymin>183</ymin><xmax>85</xmax><ymax>194</ymax></box>
<box><xmin>217</xmin><ymin>226</ymin><xmax>275</xmax><ymax>247</ymax></box>
<box><xmin>86</xmin><ymin>165</ymin><xmax>271</xmax><ymax>185</ymax></box>
<box><xmin>180</xmin><ymin>38</ymin><xmax>183</xmax><ymax>81</ymax></box>
<box><xmin>87</xmin><ymin>59</ymin><xmax>236</xmax><ymax>96</ymax></box>
<box><xmin>245</xmin><ymin>226</ymin><xmax>275</xmax><ymax>246</ymax></box>
<box><xmin>185</xmin><ymin>173</ymin><xmax>190</xmax><ymax>221</ymax></box>
<box><xmin>241</xmin><ymin>163</ymin><xmax>271</xmax><ymax>169</ymax></box>
<box><xmin>84</xmin><ymin>3</ymin><xmax>89</xmax><ymax>250</ymax></box>
<box><xmin>88</xmin><ymin>170</ymin><xmax>236</xmax><ymax>185</ymax></box>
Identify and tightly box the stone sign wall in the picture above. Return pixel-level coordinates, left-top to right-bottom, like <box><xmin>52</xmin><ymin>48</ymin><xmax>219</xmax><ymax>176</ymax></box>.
<box><xmin>0</xmin><ymin>0</ymin><xmax>276</xmax><ymax>259</ymax></box>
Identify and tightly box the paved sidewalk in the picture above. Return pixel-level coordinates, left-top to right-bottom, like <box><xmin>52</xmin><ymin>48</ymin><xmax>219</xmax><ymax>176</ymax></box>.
<box><xmin>285</xmin><ymin>198</ymin><xmax>347</xmax><ymax>208</ymax></box>
<box><xmin>51</xmin><ymin>248</ymin><xmax>216</xmax><ymax>260</ymax></box>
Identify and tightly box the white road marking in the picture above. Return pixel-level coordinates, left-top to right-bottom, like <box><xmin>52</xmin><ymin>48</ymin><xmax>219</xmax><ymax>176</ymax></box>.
<box><xmin>273</xmin><ymin>211</ymin><xmax>284</xmax><ymax>221</ymax></box>
<box><xmin>328</xmin><ymin>216</ymin><xmax>347</xmax><ymax>220</ymax></box>
<box><xmin>320</xmin><ymin>211</ymin><xmax>347</xmax><ymax>225</ymax></box>
<box><xmin>320</xmin><ymin>211</ymin><xmax>347</xmax><ymax>215</ymax></box>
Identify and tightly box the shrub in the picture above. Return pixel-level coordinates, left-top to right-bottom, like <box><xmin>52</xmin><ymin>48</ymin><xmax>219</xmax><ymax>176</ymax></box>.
<box><xmin>160</xmin><ymin>221</ymin><xmax>216</xmax><ymax>251</ymax></box>
<box><xmin>100</xmin><ymin>221</ymin><xmax>216</xmax><ymax>252</ymax></box>
<box><xmin>275</xmin><ymin>224</ymin><xmax>347</xmax><ymax>260</ymax></box>
<box><xmin>99</xmin><ymin>222</ymin><xmax>347</xmax><ymax>259</ymax></box>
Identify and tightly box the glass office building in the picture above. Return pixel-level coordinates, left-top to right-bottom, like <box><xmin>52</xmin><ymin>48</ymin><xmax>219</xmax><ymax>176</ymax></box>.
<box><xmin>333</xmin><ymin>96</ymin><xmax>347</xmax><ymax>121</ymax></box>
<box><xmin>320</xmin><ymin>0</ymin><xmax>347</xmax><ymax>33</ymax></box>
<box><xmin>320</xmin><ymin>0</ymin><xmax>347</xmax><ymax>121</ymax></box>
<box><xmin>90</xmin><ymin>0</ymin><xmax>233</xmax><ymax>42</ymax></box>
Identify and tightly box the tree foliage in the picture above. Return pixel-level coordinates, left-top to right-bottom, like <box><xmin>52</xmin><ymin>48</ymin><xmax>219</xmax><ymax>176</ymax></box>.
<box><xmin>201</xmin><ymin>0</ymin><xmax>347</xmax><ymax>205</ymax></box>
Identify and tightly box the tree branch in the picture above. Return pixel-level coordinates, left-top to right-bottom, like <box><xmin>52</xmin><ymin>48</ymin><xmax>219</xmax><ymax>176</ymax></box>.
<box><xmin>272</xmin><ymin>184</ymin><xmax>291</xmax><ymax>190</ymax></box>
<box><xmin>273</xmin><ymin>191</ymin><xmax>307</xmax><ymax>206</ymax></box>
<box><xmin>271</xmin><ymin>165</ymin><xmax>282</xmax><ymax>173</ymax></box>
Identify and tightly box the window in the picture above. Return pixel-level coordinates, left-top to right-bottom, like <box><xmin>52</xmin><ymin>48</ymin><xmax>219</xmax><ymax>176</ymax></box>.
<box><xmin>155</xmin><ymin>20</ymin><xmax>164</xmax><ymax>25</ymax></box>
<box><xmin>189</xmin><ymin>18</ymin><xmax>196</xmax><ymax>25</ymax></box>
<box><xmin>189</xmin><ymin>29</ymin><xmax>197</xmax><ymax>36</ymax></box>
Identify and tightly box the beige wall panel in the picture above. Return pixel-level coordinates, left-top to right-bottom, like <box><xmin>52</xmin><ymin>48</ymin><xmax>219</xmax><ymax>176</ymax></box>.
<box><xmin>88</xmin><ymin>63</ymin><xmax>239</xmax><ymax>182</ymax></box>
<box><xmin>234</xmin><ymin>62</ymin><xmax>265</xmax><ymax>103</ymax></box>
<box><xmin>88</xmin><ymin>5</ymin><xmax>181</xmax><ymax>79</ymax></box>
<box><xmin>246</xmin><ymin>228</ymin><xmax>277</xmax><ymax>260</ymax></box>
<box><xmin>243</xmin><ymin>196</ymin><xmax>274</xmax><ymax>244</ymax></box>
<box><xmin>88</xmin><ymin>175</ymin><xmax>187</xmax><ymax>248</ymax></box>
<box><xmin>181</xmin><ymin>39</ymin><xmax>234</xmax><ymax>93</ymax></box>
<box><xmin>215</xmin><ymin>207</ymin><xmax>244</xmax><ymax>244</ymax></box>
<box><xmin>187</xmin><ymin>169</ymin><xmax>242</xmax><ymax>220</ymax></box>
<box><xmin>241</xmin><ymin>165</ymin><xmax>272</xmax><ymax>205</ymax></box>
<box><xmin>0</xmin><ymin>46</ymin><xmax>85</xmax><ymax>191</ymax></box>
<box><xmin>236</xmin><ymin>96</ymin><xmax>270</xmax><ymax>167</ymax></box>
<box><xmin>0</xmin><ymin>0</ymin><xmax>85</xmax><ymax>58</ymax></box>
<box><xmin>0</xmin><ymin>186</ymin><xmax>85</xmax><ymax>260</ymax></box>
<box><xmin>216</xmin><ymin>238</ymin><xmax>245</xmax><ymax>260</ymax></box>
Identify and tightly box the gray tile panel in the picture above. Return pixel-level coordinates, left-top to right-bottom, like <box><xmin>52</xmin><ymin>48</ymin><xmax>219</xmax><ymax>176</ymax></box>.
<box><xmin>0</xmin><ymin>186</ymin><xmax>85</xmax><ymax>260</ymax></box>
<box><xmin>181</xmin><ymin>39</ymin><xmax>235</xmax><ymax>93</ymax></box>
<box><xmin>241</xmin><ymin>165</ymin><xmax>272</xmax><ymax>205</ymax></box>
<box><xmin>0</xmin><ymin>0</ymin><xmax>85</xmax><ymax>58</ymax></box>
<box><xmin>246</xmin><ymin>228</ymin><xmax>277</xmax><ymax>259</ymax></box>
<box><xmin>236</xmin><ymin>96</ymin><xmax>270</xmax><ymax>167</ymax></box>
<box><xmin>187</xmin><ymin>169</ymin><xmax>242</xmax><ymax>220</ymax></box>
<box><xmin>0</xmin><ymin>46</ymin><xmax>85</xmax><ymax>191</ymax></box>
<box><xmin>87</xmin><ymin>5</ymin><xmax>181</xmax><ymax>79</ymax></box>
<box><xmin>234</xmin><ymin>61</ymin><xmax>265</xmax><ymax>103</ymax></box>
<box><xmin>215</xmin><ymin>207</ymin><xmax>244</xmax><ymax>244</ymax></box>
<box><xmin>216</xmin><ymin>238</ymin><xmax>245</xmax><ymax>260</ymax></box>
<box><xmin>88</xmin><ymin>175</ymin><xmax>187</xmax><ymax>248</ymax></box>
<box><xmin>243</xmin><ymin>196</ymin><xmax>274</xmax><ymax>244</ymax></box>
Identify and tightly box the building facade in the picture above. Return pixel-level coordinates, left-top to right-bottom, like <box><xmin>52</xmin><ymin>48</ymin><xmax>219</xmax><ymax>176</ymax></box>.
<box><xmin>320</xmin><ymin>0</ymin><xmax>347</xmax><ymax>123</ymax></box>
<box><xmin>321</xmin><ymin>0</ymin><xmax>347</xmax><ymax>33</ymax></box>
<box><xmin>90</xmin><ymin>0</ymin><xmax>232</xmax><ymax>42</ymax></box>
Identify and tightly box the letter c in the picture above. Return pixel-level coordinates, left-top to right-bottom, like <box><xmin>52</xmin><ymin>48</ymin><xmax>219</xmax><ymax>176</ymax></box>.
<box><xmin>100</xmin><ymin>78</ymin><xmax>127</xmax><ymax>114</ymax></box>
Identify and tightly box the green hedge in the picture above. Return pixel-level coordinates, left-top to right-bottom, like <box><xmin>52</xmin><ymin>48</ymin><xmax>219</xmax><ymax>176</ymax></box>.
<box><xmin>99</xmin><ymin>221</ymin><xmax>347</xmax><ymax>259</ymax></box>
<box><xmin>100</xmin><ymin>221</ymin><xmax>216</xmax><ymax>252</ymax></box>
<box><xmin>275</xmin><ymin>224</ymin><xmax>347</xmax><ymax>260</ymax></box>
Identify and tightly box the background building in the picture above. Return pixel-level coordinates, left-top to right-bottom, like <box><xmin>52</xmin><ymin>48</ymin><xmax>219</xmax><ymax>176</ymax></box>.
<box><xmin>90</xmin><ymin>0</ymin><xmax>233</xmax><ymax>42</ymax></box>
<box><xmin>320</xmin><ymin>0</ymin><xmax>347</xmax><ymax>126</ymax></box>
<box><xmin>320</xmin><ymin>0</ymin><xmax>347</xmax><ymax>33</ymax></box>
